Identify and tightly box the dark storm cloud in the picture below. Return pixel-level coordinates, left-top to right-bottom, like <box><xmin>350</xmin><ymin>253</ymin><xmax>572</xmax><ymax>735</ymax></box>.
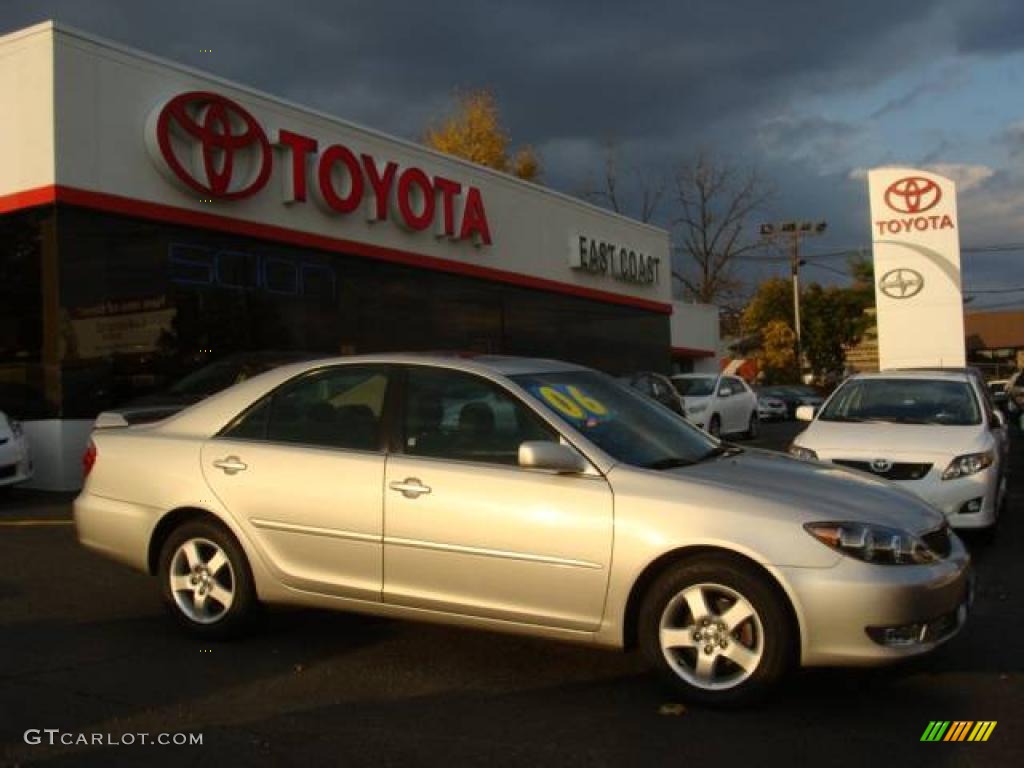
<box><xmin>953</xmin><ymin>0</ymin><xmax>1024</xmax><ymax>54</ymax></box>
<box><xmin>1</xmin><ymin>0</ymin><xmax>1019</xmax><ymax>295</ymax></box>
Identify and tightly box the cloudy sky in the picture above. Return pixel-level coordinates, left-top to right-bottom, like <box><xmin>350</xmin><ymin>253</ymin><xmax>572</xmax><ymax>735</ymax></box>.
<box><xmin>3</xmin><ymin>0</ymin><xmax>1023</xmax><ymax>307</ymax></box>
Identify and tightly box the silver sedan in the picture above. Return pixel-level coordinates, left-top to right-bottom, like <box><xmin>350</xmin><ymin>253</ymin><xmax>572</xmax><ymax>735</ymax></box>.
<box><xmin>75</xmin><ymin>355</ymin><xmax>971</xmax><ymax>706</ymax></box>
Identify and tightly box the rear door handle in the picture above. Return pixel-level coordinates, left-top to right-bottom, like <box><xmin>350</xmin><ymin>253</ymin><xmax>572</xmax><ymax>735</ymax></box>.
<box><xmin>213</xmin><ymin>456</ymin><xmax>248</xmax><ymax>475</ymax></box>
<box><xmin>388</xmin><ymin>477</ymin><xmax>431</xmax><ymax>499</ymax></box>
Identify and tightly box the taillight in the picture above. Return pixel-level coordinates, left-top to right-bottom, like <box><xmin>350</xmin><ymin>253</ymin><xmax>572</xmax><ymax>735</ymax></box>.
<box><xmin>82</xmin><ymin>440</ymin><xmax>97</xmax><ymax>478</ymax></box>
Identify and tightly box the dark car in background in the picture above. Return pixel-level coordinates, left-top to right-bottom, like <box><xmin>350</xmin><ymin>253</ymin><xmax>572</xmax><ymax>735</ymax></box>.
<box><xmin>758</xmin><ymin>385</ymin><xmax>825</xmax><ymax>419</ymax></box>
<box><xmin>94</xmin><ymin>351</ymin><xmax>314</xmax><ymax>427</ymax></box>
<box><xmin>619</xmin><ymin>372</ymin><xmax>685</xmax><ymax>415</ymax></box>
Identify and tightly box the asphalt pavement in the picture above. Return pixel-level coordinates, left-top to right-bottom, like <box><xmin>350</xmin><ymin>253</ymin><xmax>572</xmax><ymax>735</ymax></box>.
<box><xmin>1</xmin><ymin>421</ymin><xmax>1022</xmax><ymax>767</ymax></box>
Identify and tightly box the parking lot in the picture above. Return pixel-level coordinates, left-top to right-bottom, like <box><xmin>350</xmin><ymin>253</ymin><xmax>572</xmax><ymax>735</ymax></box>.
<box><xmin>1</xmin><ymin>420</ymin><xmax>1021</xmax><ymax>767</ymax></box>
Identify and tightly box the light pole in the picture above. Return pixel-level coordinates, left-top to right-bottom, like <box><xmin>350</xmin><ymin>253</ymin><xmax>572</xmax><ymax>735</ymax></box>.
<box><xmin>759</xmin><ymin>220</ymin><xmax>827</xmax><ymax>379</ymax></box>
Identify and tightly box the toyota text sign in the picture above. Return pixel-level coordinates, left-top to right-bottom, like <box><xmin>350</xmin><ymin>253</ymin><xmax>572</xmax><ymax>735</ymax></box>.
<box><xmin>146</xmin><ymin>91</ymin><xmax>492</xmax><ymax>246</ymax></box>
<box><xmin>868</xmin><ymin>167</ymin><xmax>965</xmax><ymax>369</ymax></box>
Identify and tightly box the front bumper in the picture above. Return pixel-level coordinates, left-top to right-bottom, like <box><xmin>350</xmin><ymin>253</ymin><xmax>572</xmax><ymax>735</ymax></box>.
<box><xmin>781</xmin><ymin>534</ymin><xmax>971</xmax><ymax>666</ymax></box>
<box><xmin>821</xmin><ymin>459</ymin><xmax>1001</xmax><ymax>530</ymax></box>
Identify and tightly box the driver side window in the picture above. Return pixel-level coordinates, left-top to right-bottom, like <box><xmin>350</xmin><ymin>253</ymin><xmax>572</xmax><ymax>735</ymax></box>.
<box><xmin>403</xmin><ymin>367</ymin><xmax>556</xmax><ymax>466</ymax></box>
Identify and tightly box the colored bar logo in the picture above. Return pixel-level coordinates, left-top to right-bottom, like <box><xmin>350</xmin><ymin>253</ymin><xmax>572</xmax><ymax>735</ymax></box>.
<box><xmin>921</xmin><ymin>721</ymin><xmax>997</xmax><ymax>742</ymax></box>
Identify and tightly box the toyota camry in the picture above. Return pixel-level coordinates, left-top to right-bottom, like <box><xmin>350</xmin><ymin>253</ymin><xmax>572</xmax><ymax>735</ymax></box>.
<box><xmin>75</xmin><ymin>354</ymin><xmax>971</xmax><ymax>706</ymax></box>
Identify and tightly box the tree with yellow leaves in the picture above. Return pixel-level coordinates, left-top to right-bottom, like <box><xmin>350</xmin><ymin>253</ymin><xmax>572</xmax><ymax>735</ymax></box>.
<box><xmin>423</xmin><ymin>89</ymin><xmax>541</xmax><ymax>182</ymax></box>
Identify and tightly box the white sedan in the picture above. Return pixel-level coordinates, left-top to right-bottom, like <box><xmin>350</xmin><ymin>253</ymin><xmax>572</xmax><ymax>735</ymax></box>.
<box><xmin>790</xmin><ymin>370</ymin><xmax>1009</xmax><ymax>530</ymax></box>
<box><xmin>0</xmin><ymin>410</ymin><xmax>32</xmax><ymax>488</ymax></box>
<box><xmin>670</xmin><ymin>374</ymin><xmax>759</xmax><ymax>438</ymax></box>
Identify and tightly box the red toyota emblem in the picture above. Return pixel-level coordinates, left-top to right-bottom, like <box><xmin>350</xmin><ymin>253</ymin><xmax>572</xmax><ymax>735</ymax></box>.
<box><xmin>152</xmin><ymin>91</ymin><xmax>271</xmax><ymax>199</ymax></box>
<box><xmin>884</xmin><ymin>176</ymin><xmax>942</xmax><ymax>214</ymax></box>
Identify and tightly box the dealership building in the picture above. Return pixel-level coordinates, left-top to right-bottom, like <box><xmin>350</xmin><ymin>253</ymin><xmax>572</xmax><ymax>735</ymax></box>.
<box><xmin>0</xmin><ymin>22</ymin><xmax>717</xmax><ymax>490</ymax></box>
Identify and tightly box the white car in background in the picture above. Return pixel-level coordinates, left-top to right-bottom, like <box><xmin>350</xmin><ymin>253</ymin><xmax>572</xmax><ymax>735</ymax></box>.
<box><xmin>671</xmin><ymin>374</ymin><xmax>759</xmax><ymax>439</ymax></box>
<box><xmin>0</xmin><ymin>411</ymin><xmax>32</xmax><ymax>489</ymax></box>
<box><xmin>790</xmin><ymin>371</ymin><xmax>1009</xmax><ymax>530</ymax></box>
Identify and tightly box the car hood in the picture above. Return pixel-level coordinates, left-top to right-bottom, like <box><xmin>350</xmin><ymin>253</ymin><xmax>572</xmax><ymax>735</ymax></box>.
<box><xmin>796</xmin><ymin>420</ymin><xmax>988</xmax><ymax>460</ymax></box>
<box><xmin>664</xmin><ymin>448</ymin><xmax>945</xmax><ymax>533</ymax></box>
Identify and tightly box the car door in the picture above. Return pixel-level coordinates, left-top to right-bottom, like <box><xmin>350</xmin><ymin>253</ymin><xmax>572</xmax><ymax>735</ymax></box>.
<box><xmin>382</xmin><ymin>365</ymin><xmax>614</xmax><ymax>631</ymax></box>
<box><xmin>728</xmin><ymin>377</ymin><xmax>755</xmax><ymax>428</ymax></box>
<box><xmin>714</xmin><ymin>376</ymin><xmax>736</xmax><ymax>432</ymax></box>
<box><xmin>200</xmin><ymin>365</ymin><xmax>391</xmax><ymax>601</ymax></box>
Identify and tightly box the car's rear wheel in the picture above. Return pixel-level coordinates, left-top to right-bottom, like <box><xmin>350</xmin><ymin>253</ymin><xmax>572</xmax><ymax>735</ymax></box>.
<box><xmin>743</xmin><ymin>413</ymin><xmax>759</xmax><ymax>440</ymax></box>
<box><xmin>638</xmin><ymin>555</ymin><xmax>794</xmax><ymax>707</ymax></box>
<box><xmin>158</xmin><ymin>520</ymin><xmax>255</xmax><ymax>638</ymax></box>
<box><xmin>708</xmin><ymin>415</ymin><xmax>721</xmax><ymax>437</ymax></box>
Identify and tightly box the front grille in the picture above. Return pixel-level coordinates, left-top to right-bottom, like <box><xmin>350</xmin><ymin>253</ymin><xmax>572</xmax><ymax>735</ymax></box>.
<box><xmin>0</xmin><ymin>464</ymin><xmax>15</xmax><ymax>479</ymax></box>
<box><xmin>832</xmin><ymin>459</ymin><xmax>933</xmax><ymax>481</ymax></box>
<box><xmin>921</xmin><ymin>526</ymin><xmax>952</xmax><ymax>558</ymax></box>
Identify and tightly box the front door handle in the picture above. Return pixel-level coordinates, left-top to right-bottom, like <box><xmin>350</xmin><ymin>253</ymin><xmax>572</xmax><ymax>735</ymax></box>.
<box><xmin>212</xmin><ymin>456</ymin><xmax>248</xmax><ymax>475</ymax></box>
<box><xmin>389</xmin><ymin>477</ymin><xmax>431</xmax><ymax>499</ymax></box>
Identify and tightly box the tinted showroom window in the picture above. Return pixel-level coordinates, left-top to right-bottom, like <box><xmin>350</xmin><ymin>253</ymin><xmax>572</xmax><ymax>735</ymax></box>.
<box><xmin>223</xmin><ymin>366</ymin><xmax>389</xmax><ymax>451</ymax></box>
<box><xmin>404</xmin><ymin>367</ymin><xmax>555</xmax><ymax>466</ymax></box>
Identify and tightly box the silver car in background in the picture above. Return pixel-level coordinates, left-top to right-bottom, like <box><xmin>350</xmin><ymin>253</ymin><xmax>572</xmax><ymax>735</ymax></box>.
<box><xmin>75</xmin><ymin>355</ymin><xmax>970</xmax><ymax>706</ymax></box>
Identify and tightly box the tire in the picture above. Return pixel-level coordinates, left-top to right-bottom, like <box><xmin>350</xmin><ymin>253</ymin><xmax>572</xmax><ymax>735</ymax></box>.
<box><xmin>743</xmin><ymin>413</ymin><xmax>759</xmax><ymax>440</ymax></box>
<box><xmin>708</xmin><ymin>415</ymin><xmax>721</xmax><ymax>438</ymax></box>
<box><xmin>638</xmin><ymin>554</ymin><xmax>795</xmax><ymax>708</ymax></box>
<box><xmin>158</xmin><ymin>519</ymin><xmax>256</xmax><ymax>639</ymax></box>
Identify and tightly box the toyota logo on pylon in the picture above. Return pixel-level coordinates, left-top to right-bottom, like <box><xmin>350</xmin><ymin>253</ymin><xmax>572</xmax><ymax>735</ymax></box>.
<box><xmin>146</xmin><ymin>91</ymin><xmax>272</xmax><ymax>199</ymax></box>
<box><xmin>884</xmin><ymin>176</ymin><xmax>942</xmax><ymax>214</ymax></box>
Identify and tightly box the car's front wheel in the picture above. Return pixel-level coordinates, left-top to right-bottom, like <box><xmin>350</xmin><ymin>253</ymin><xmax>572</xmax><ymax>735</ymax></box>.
<box><xmin>158</xmin><ymin>520</ymin><xmax>256</xmax><ymax>638</ymax></box>
<box><xmin>743</xmin><ymin>412</ymin><xmax>759</xmax><ymax>440</ymax></box>
<box><xmin>638</xmin><ymin>555</ymin><xmax>794</xmax><ymax>707</ymax></box>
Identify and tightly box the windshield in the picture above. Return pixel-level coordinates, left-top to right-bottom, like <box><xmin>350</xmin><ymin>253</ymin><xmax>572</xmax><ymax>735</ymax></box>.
<box><xmin>511</xmin><ymin>370</ymin><xmax>720</xmax><ymax>468</ymax></box>
<box><xmin>671</xmin><ymin>376</ymin><xmax>716</xmax><ymax>397</ymax></box>
<box><xmin>819</xmin><ymin>378</ymin><xmax>981</xmax><ymax>426</ymax></box>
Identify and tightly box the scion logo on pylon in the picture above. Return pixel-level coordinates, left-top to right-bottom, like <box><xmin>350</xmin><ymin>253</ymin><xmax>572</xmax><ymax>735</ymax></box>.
<box><xmin>885</xmin><ymin>176</ymin><xmax>942</xmax><ymax>214</ymax></box>
<box><xmin>148</xmin><ymin>91</ymin><xmax>272</xmax><ymax>199</ymax></box>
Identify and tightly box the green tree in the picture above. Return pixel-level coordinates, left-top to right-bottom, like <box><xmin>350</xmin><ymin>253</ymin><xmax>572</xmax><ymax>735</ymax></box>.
<box><xmin>801</xmin><ymin>284</ymin><xmax>873</xmax><ymax>382</ymax></box>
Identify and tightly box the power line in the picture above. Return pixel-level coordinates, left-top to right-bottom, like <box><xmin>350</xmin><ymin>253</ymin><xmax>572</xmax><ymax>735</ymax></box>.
<box><xmin>964</xmin><ymin>286</ymin><xmax>1024</xmax><ymax>294</ymax></box>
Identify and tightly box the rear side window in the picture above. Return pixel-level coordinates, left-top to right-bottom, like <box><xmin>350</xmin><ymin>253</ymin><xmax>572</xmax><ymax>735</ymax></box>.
<box><xmin>221</xmin><ymin>366</ymin><xmax>390</xmax><ymax>451</ymax></box>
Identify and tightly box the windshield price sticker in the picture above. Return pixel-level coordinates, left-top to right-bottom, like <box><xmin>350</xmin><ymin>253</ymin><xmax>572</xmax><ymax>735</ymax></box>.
<box><xmin>535</xmin><ymin>385</ymin><xmax>610</xmax><ymax>426</ymax></box>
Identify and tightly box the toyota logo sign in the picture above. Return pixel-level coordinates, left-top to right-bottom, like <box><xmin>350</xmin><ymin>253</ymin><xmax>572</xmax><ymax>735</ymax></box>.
<box><xmin>148</xmin><ymin>91</ymin><xmax>272</xmax><ymax>200</ymax></box>
<box><xmin>144</xmin><ymin>90</ymin><xmax>493</xmax><ymax>246</ymax></box>
<box><xmin>884</xmin><ymin>176</ymin><xmax>942</xmax><ymax>214</ymax></box>
<box><xmin>878</xmin><ymin>268</ymin><xmax>925</xmax><ymax>299</ymax></box>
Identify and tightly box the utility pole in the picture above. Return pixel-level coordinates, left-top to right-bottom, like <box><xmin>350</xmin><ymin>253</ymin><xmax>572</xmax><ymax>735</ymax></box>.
<box><xmin>759</xmin><ymin>220</ymin><xmax>827</xmax><ymax>380</ymax></box>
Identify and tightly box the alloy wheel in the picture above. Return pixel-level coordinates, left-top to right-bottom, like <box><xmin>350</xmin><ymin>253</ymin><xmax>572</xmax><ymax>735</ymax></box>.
<box><xmin>658</xmin><ymin>582</ymin><xmax>765</xmax><ymax>691</ymax></box>
<box><xmin>168</xmin><ymin>537</ymin><xmax>236</xmax><ymax>624</ymax></box>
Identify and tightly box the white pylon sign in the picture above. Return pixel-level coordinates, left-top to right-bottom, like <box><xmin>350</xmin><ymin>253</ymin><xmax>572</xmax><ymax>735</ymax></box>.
<box><xmin>868</xmin><ymin>167</ymin><xmax>966</xmax><ymax>369</ymax></box>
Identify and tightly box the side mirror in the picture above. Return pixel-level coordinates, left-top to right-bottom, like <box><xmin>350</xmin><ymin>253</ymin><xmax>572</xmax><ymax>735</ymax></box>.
<box><xmin>518</xmin><ymin>441</ymin><xmax>588</xmax><ymax>474</ymax></box>
<box><xmin>718</xmin><ymin>387</ymin><xmax>731</xmax><ymax>398</ymax></box>
<box><xmin>795</xmin><ymin>405</ymin><xmax>817</xmax><ymax>422</ymax></box>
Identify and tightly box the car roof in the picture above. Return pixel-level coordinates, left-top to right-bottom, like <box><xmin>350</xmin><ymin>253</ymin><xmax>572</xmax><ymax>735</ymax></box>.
<box><xmin>250</xmin><ymin>352</ymin><xmax>591</xmax><ymax>378</ymax></box>
<box><xmin>847</xmin><ymin>369</ymin><xmax>973</xmax><ymax>383</ymax></box>
<box><xmin>671</xmin><ymin>373</ymin><xmax>718</xmax><ymax>379</ymax></box>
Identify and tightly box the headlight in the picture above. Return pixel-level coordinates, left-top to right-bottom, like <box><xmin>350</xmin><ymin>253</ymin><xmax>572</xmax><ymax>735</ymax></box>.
<box><xmin>805</xmin><ymin>522</ymin><xmax>937</xmax><ymax>565</ymax></box>
<box><xmin>686</xmin><ymin>404</ymin><xmax>707</xmax><ymax>414</ymax></box>
<box><xmin>941</xmin><ymin>451</ymin><xmax>993</xmax><ymax>481</ymax></box>
<box><xmin>788</xmin><ymin>445</ymin><xmax>818</xmax><ymax>461</ymax></box>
